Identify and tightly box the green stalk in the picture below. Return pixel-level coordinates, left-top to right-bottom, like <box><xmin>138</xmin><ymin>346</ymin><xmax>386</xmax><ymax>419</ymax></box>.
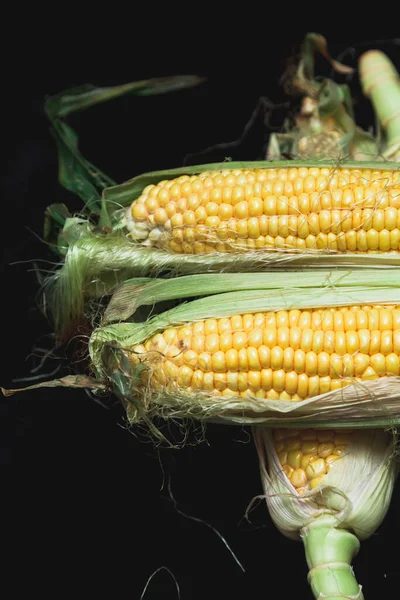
<box><xmin>359</xmin><ymin>50</ymin><xmax>400</xmax><ymax>158</ymax></box>
<box><xmin>301</xmin><ymin>516</ymin><xmax>363</xmax><ymax>600</ymax></box>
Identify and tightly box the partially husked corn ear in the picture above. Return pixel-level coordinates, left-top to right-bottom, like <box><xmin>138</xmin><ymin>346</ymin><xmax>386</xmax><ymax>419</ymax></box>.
<box><xmin>273</xmin><ymin>428</ymin><xmax>351</xmax><ymax>492</ymax></box>
<box><xmin>126</xmin><ymin>166</ymin><xmax>400</xmax><ymax>253</ymax></box>
<box><xmin>256</xmin><ymin>424</ymin><xmax>397</xmax><ymax>598</ymax></box>
<box><xmin>131</xmin><ymin>304</ymin><xmax>400</xmax><ymax>400</ymax></box>
<box><xmin>89</xmin><ymin>274</ymin><xmax>400</xmax><ymax>428</ymax></box>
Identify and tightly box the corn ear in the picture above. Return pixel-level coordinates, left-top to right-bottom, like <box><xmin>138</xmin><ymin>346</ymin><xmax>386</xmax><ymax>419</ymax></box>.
<box><xmin>87</xmin><ymin>272</ymin><xmax>400</xmax><ymax>432</ymax></box>
<box><xmin>45</xmin><ymin>159</ymin><xmax>400</xmax><ymax>344</ymax></box>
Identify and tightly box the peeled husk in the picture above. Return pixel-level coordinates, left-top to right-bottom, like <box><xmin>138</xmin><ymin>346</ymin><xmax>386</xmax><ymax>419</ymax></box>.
<box><xmin>253</xmin><ymin>427</ymin><xmax>398</xmax><ymax>541</ymax></box>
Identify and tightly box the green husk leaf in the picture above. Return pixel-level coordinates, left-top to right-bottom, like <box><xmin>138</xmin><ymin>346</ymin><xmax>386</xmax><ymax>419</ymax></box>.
<box><xmin>45</xmin><ymin>75</ymin><xmax>206</xmax><ymax>222</ymax></box>
<box><xmin>103</xmin><ymin>270</ymin><xmax>400</xmax><ymax>324</ymax></box>
<box><xmin>49</xmin><ymin>119</ymin><xmax>116</xmax><ymax>214</ymax></box>
<box><xmin>47</xmin><ymin>235</ymin><xmax>400</xmax><ymax>346</ymax></box>
<box><xmin>359</xmin><ymin>50</ymin><xmax>400</xmax><ymax>155</ymax></box>
<box><xmin>43</xmin><ymin>203</ymin><xmax>72</xmax><ymax>252</ymax></box>
<box><xmin>45</xmin><ymin>76</ymin><xmax>206</xmax><ymax>120</ymax></box>
<box><xmin>44</xmin><ymin>203</ymin><xmax>71</xmax><ymax>235</ymax></box>
<box><xmin>299</xmin><ymin>33</ymin><xmax>355</xmax><ymax>82</ymax></box>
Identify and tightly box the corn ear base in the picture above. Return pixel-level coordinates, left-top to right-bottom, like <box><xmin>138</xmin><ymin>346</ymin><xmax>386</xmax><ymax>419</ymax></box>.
<box><xmin>254</xmin><ymin>427</ymin><xmax>397</xmax><ymax>541</ymax></box>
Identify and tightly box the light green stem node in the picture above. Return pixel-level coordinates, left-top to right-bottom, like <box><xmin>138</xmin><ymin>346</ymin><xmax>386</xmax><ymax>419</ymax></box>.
<box><xmin>301</xmin><ymin>516</ymin><xmax>364</xmax><ymax>600</ymax></box>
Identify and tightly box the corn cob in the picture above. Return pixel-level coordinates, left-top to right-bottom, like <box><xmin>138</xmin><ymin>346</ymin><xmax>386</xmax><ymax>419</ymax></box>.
<box><xmin>126</xmin><ymin>166</ymin><xmax>400</xmax><ymax>254</ymax></box>
<box><xmin>132</xmin><ymin>304</ymin><xmax>400</xmax><ymax>401</ymax></box>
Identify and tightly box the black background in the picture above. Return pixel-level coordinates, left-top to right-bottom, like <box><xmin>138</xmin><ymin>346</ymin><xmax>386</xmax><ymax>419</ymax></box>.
<box><xmin>2</xmin><ymin>23</ymin><xmax>400</xmax><ymax>599</ymax></box>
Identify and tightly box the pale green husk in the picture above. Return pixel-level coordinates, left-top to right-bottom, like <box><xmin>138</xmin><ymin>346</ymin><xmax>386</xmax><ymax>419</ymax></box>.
<box><xmin>359</xmin><ymin>50</ymin><xmax>400</xmax><ymax>161</ymax></box>
<box><xmin>88</xmin><ymin>276</ymin><xmax>400</xmax><ymax>431</ymax></box>
<box><xmin>102</xmin><ymin>269</ymin><xmax>400</xmax><ymax>323</ymax></box>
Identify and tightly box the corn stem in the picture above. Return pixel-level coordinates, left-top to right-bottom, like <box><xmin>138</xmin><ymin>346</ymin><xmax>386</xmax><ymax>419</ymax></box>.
<box><xmin>301</xmin><ymin>515</ymin><xmax>364</xmax><ymax>599</ymax></box>
<box><xmin>359</xmin><ymin>50</ymin><xmax>400</xmax><ymax>158</ymax></box>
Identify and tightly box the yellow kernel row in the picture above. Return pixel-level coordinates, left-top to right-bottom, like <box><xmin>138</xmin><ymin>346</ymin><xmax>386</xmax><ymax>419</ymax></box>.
<box><xmin>146</xmin><ymin>329</ymin><xmax>400</xmax><ymax>356</ymax></box>
<box><xmin>164</xmin><ymin>213</ymin><xmax>400</xmax><ymax>238</ymax></box>
<box><xmin>165</xmin><ymin>223</ymin><xmax>400</xmax><ymax>254</ymax></box>
<box><xmin>152</xmin><ymin>364</ymin><xmax>353</xmax><ymax>399</ymax></box>
<box><xmin>143</xmin><ymin>198</ymin><xmax>400</xmax><ymax>222</ymax></box>
<box><xmin>139</xmin><ymin>168</ymin><xmax>400</xmax><ymax>203</ymax></box>
<box><xmin>134</xmin><ymin>203</ymin><xmax>400</xmax><ymax>236</ymax></box>
<box><xmin>145</xmin><ymin>309</ymin><xmax>400</xmax><ymax>339</ymax></box>
<box><xmin>161</xmin><ymin>348</ymin><xmax>399</xmax><ymax>379</ymax></box>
